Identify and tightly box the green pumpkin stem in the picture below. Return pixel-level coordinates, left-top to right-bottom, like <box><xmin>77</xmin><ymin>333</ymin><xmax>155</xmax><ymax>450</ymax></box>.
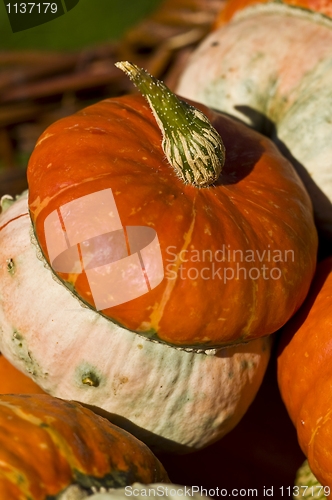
<box><xmin>115</xmin><ymin>61</ymin><xmax>225</xmax><ymax>187</ymax></box>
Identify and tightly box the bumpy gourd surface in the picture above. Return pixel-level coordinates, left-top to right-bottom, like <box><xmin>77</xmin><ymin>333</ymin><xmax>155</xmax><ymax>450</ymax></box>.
<box><xmin>0</xmin><ymin>193</ymin><xmax>272</xmax><ymax>452</ymax></box>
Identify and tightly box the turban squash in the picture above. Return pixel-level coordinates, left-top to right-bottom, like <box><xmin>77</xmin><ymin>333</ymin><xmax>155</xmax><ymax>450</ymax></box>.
<box><xmin>0</xmin><ymin>64</ymin><xmax>316</xmax><ymax>451</ymax></box>
<box><xmin>25</xmin><ymin>62</ymin><xmax>316</xmax><ymax>348</ymax></box>
<box><xmin>0</xmin><ymin>394</ymin><xmax>168</xmax><ymax>500</ymax></box>
<box><xmin>278</xmin><ymin>257</ymin><xmax>332</xmax><ymax>492</ymax></box>
<box><xmin>176</xmin><ymin>0</ymin><xmax>332</xmax><ymax>240</ymax></box>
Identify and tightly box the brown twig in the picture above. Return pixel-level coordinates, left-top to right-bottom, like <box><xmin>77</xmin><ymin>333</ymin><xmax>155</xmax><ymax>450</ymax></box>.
<box><xmin>0</xmin><ymin>0</ymin><xmax>226</xmax><ymax>175</ymax></box>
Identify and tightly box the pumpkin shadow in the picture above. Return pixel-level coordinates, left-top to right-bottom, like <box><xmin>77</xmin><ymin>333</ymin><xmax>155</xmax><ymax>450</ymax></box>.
<box><xmin>78</xmin><ymin>402</ymin><xmax>193</xmax><ymax>455</ymax></box>
<box><xmin>234</xmin><ymin>105</ymin><xmax>332</xmax><ymax>260</ymax></box>
<box><xmin>212</xmin><ymin>110</ymin><xmax>265</xmax><ymax>186</ymax></box>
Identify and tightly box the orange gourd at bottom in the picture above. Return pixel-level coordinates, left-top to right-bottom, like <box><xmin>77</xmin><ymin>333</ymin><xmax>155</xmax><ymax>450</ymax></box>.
<box><xmin>0</xmin><ymin>353</ymin><xmax>46</xmax><ymax>394</ymax></box>
<box><xmin>0</xmin><ymin>394</ymin><xmax>169</xmax><ymax>500</ymax></box>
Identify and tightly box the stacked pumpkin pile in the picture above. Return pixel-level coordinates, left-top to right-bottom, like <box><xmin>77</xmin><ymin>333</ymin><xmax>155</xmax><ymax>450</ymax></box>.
<box><xmin>0</xmin><ymin>0</ymin><xmax>332</xmax><ymax>497</ymax></box>
<box><xmin>177</xmin><ymin>0</ymin><xmax>332</xmax><ymax>494</ymax></box>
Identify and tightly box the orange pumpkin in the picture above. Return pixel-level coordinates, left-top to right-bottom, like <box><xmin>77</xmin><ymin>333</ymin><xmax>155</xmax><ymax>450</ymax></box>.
<box><xmin>0</xmin><ymin>394</ymin><xmax>168</xmax><ymax>499</ymax></box>
<box><xmin>0</xmin><ymin>353</ymin><xmax>46</xmax><ymax>394</ymax></box>
<box><xmin>26</xmin><ymin>62</ymin><xmax>317</xmax><ymax>349</ymax></box>
<box><xmin>278</xmin><ymin>257</ymin><xmax>332</xmax><ymax>491</ymax></box>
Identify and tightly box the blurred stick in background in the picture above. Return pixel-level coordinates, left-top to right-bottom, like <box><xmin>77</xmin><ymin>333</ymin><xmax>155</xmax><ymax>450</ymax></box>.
<box><xmin>0</xmin><ymin>0</ymin><xmax>225</xmax><ymax>198</ymax></box>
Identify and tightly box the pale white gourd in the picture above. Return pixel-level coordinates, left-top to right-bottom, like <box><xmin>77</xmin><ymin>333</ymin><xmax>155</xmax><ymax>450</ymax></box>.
<box><xmin>176</xmin><ymin>3</ymin><xmax>332</xmax><ymax>239</ymax></box>
<box><xmin>0</xmin><ymin>192</ymin><xmax>271</xmax><ymax>453</ymax></box>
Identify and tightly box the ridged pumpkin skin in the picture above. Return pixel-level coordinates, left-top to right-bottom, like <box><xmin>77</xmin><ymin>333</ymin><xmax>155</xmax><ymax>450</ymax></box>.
<box><xmin>0</xmin><ymin>394</ymin><xmax>169</xmax><ymax>500</ymax></box>
<box><xmin>27</xmin><ymin>94</ymin><xmax>317</xmax><ymax>348</ymax></box>
<box><xmin>177</xmin><ymin>1</ymin><xmax>332</xmax><ymax>239</ymax></box>
<box><xmin>278</xmin><ymin>257</ymin><xmax>332</xmax><ymax>491</ymax></box>
<box><xmin>0</xmin><ymin>193</ymin><xmax>272</xmax><ymax>452</ymax></box>
<box><xmin>0</xmin><ymin>354</ymin><xmax>46</xmax><ymax>394</ymax></box>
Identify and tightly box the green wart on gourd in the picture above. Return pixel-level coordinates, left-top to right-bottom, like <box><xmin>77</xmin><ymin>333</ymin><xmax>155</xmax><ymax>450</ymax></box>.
<box><xmin>115</xmin><ymin>61</ymin><xmax>225</xmax><ymax>187</ymax></box>
<box><xmin>75</xmin><ymin>362</ymin><xmax>103</xmax><ymax>388</ymax></box>
<box><xmin>6</xmin><ymin>258</ymin><xmax>15</xmax><ymax>275</ymax></box>
<box><xmin>12</xmin><ymin>330</ymin><xmax>42</xmax><ymax>377</ymax></box>
<box><xmin>12</xmin><ymin>330</ymin><xmax>23</xmax><ymax>348</ymax></box>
